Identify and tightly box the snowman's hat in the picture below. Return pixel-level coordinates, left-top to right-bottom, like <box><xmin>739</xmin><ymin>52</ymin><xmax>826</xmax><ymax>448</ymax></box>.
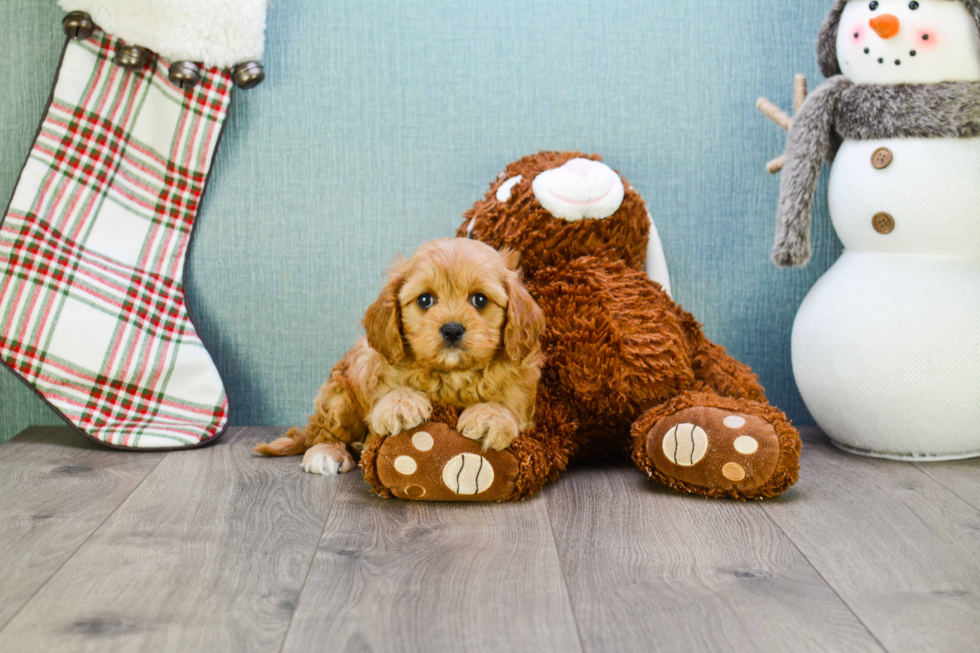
<box><xmin>817</xmin><ymin>0</ymin><xmax>980</xmax><ymax>77</ymax></box>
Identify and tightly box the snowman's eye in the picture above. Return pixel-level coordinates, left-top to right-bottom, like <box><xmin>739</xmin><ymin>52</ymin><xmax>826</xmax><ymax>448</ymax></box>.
<box><xmin>869</xmin><ymin>1</ymin><xmax>879</xmax><ymax>9</ymax></box>
<box><xmin>909</xmin><ymin>1</ymin><xmax>919</xmax><ymax>9</ymax></box>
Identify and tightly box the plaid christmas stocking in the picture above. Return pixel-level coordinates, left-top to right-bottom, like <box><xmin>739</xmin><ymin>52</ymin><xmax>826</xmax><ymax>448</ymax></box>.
<box><xmin>0</xmin><ymin>31</ymin><xmax>232</xmax><ymax>449</ymax></box>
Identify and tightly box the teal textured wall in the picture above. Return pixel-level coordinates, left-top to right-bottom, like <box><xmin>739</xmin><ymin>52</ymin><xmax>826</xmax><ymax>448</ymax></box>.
<box><xmin>0</xmin><ymin>0</ymin><xmax>841</xmax><ymax>443</ymax></box>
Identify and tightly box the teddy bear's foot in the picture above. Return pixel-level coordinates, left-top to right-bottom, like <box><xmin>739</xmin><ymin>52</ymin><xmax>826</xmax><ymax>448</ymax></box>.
<box><xmin>646</xmin><ymin>407</ymin><xmax>780</xmax><ymax>491</ymax></box>
<box><xmin>633</xmin><ymin>393</ymin><xmax>801</xmax><ymax>500</ymax></box>
<box><xmin>366</xmin><ymin>421</ymin><xmax>522</xmax><ymax>502</ymax></box>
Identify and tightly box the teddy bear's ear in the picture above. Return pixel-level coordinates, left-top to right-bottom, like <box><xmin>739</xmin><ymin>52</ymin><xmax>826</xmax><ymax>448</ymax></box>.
<box><xmin>364</xmin><ymin>258</ymin><xmax>410</xmax><ymax>364</ymax></box>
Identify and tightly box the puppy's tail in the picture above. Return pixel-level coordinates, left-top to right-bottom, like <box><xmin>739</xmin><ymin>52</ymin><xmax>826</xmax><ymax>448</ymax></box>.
<box><xmin>254</xmin><ymin>427</ymin><xmax>308</xmax><ymax>457</ymax></box>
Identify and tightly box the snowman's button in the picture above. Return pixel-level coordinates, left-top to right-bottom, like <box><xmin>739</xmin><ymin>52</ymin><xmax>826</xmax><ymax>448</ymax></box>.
<box><xmin>872</xmin><ymin>212</ymin><xmax>895</xmax><ymax>235</ymax></box>
<box><xmin>871</xmin><ymin>147</ymin><xmax>893</xmax><ymax>169</ymax></box>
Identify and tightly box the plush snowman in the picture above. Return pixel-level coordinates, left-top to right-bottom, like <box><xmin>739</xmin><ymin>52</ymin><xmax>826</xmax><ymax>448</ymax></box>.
<box><xmin>769</xmin><ymin>0</ymin><xmax>980</xmax><ymax>459</ymax></box>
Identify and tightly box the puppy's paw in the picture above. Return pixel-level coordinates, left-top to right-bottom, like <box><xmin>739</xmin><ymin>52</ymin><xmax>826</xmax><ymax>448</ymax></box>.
<box><xmin>369</xmin><ymin>388</ymin><xmax>433</xmax><ymax>436</ymax></box>
<box><xmin>301</xmin><ymin>442</ymin><xmax>356</xmax><ymax>475</ymax></box>
<box><xmin>457</xmin><ymin>403</ymin><xmax>519</xmax><ymax>451</ymax></box>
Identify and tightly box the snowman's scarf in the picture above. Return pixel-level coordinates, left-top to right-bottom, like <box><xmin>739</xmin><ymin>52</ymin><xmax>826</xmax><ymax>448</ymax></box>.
<box><xmin>773</xmin><ymin>75</ymin><xmax>980</xmax><ymax>267</ymax></box>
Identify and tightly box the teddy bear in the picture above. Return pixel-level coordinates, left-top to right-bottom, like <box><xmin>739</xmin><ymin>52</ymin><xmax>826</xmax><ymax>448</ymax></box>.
<box><xmin>361</xmin><ymin>151</ymin><xmax>801</xmax><ymax>501</ymax></box>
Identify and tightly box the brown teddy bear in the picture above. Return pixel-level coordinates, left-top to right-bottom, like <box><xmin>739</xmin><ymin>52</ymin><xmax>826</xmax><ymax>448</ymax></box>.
<box><xmin>362</xmin><ymin>151</ymin><xmax>801</xmax><ymax>501</ymax></box>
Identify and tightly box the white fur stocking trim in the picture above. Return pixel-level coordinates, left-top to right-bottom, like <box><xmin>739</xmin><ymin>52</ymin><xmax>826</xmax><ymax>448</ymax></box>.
<box><xmin>59</xmin><ymin>0</ymin><xmax>268</xmax><ymax>68</ymax></box>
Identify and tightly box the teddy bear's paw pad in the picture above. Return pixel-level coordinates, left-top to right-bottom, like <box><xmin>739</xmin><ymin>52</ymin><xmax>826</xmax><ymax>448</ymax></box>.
<box><xmin>646</xmin><ymin>408</ymin><xmax>780</xmax><ymax>491</ymax></box>
<box><xmin>442</xmin><ymin>453</ymin><xmax>495</xmax><ymax>495</ymax></box>
<box><xmin>375</xmin><ymin>422</ymin><xmax>519</xmax><ymax>502</ymax></box>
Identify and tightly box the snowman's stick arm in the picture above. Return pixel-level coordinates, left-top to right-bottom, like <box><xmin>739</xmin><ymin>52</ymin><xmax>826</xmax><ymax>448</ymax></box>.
<box><xmin>756</xmin><ymin>98</ymin><xmax>793</xmax><ymax>131</ymax></box>
<box><xmin>793</xmin><ymin>74</ymin><xmax>808</xmax><ymax>114</ymax></box>
<box><xmin>756</xmin><ymin>95</ymin><xmax>791</xmax><ymax>172</ymax></box>
<box><xmin>758</xmin><ymin>75</ymin><xmax>810</xmax><ymax>174</ymax></box>
<box><xmin>766</xmin><ymin>155</ymin><xmax>786</xmax><ymax>175</ymax></box>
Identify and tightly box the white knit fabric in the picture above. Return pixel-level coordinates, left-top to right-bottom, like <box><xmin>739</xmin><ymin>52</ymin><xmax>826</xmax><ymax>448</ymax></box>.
<box><xmin>646</xmin><ymin>212</ymin><xmax>672</xmax><ymax>297</ymax></box>
<box><xmin>795</xmin><ymin>0</ymin><xmax>980</xmax><ymax>458</ymax></box>
<box><xmin>793</xmin><ymin>251</ymin><xmax>980</xmax><ymax>458</ymax></box>
<box><xmin>828</xmin><ymin>138</ymin><xmax>980</xmax><ymax>257</ymax></box>
<box><xmin>797</xmin><ymin>136</ymin><xmax>980</xmax><ymax>457</ymax></box>
<box><xmin>836</xmin><ymin>0</ymin><xmax>980</xmax><ymax>85</ymax></box>
<box><xmin>58</xmin><ymin>0</ymin><xmax>268</xmax><ymax>68</ymax></box>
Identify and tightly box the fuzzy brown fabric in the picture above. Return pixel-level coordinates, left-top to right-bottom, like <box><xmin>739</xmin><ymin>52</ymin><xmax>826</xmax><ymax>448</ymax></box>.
<box><xmin>361</xmin><ymin>403</ymin><xmax>460</xmax><ymax>499</ymax></box>
<box><xmin>374</xmin><ymin>420</ymin><xmax>523</xmax><ymax>501</ymax></box>
<box><xmin>362</xmin><ymin>387</ymin><xmax>579</xmax><ymax>501</ymax></box>
<box><xmin>483</xmin><ymin>152</ymin><xmax>802</xmax><ymax>499</ymax></box>
<box><xmin>364</xmin><ymin>151</ymin><xmax>802</xmax><ymax>501</ymax></box>
<box><xmin>631</xmin><ymin>391</ymin><xmax>800</xmax><ymax>500</ymax></box>
<box><xmin>358</xmin><ymin>434</ymin><xmax>389</xmax><ymax>498</ymax></box>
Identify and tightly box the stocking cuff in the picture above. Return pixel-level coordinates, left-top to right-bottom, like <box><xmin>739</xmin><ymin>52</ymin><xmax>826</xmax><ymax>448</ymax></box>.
<box><xmin>58</xmin><ymin>0</ymin><xmax>268</xmax><ymax>68</ymax></box>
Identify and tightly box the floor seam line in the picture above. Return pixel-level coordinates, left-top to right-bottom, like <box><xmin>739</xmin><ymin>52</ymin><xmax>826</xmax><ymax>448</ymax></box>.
<box><xmin>544</xmin><ymin>483</ymin><xmax>589</xmax><ymax>653</ymax></box>
<box><xmin>0</xmin><ymin>429</ymin><xmax>171</xmax><ymax>636</ymax></box>
<box><xmin>276</xmin><ymin>456</ymin><xmax>345</xmax><ymax>653</ymax></box>
<box><xmin>758</xmin><ymin>503</ymin><xmax>891</xmax><ymax>653</ymax></box>
<box><xmin>910</xmin><ymin>463</ymin><xmax>980</xmax><ymax>514</ymax></box>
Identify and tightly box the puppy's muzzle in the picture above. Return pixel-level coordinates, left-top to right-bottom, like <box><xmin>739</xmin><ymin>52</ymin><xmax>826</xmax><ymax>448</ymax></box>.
<box><xmin>440</xmin><ymin>322</ymin><xmax>466</xmax><ymax>345</ymax></box>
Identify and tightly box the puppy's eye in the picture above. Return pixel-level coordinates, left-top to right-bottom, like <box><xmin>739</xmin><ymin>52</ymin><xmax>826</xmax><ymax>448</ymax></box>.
<box><xmin>470</xmin><ymin>293</ymin><xmax>489</xmax><ymax>309</ymax></box>
<box><xmin>417</xmin><ymin>293</ymin><xmax>435</xmax><ymax>310</ymax></box>
<box><xmin>869</xmin><ymin>1</ymin><xmax>878</xmax><ymax>9</ymax></box>
<box><xmin>909</xmin><ymin>1</ymin><xmax>918</xmax><ymax>8</ymax></box>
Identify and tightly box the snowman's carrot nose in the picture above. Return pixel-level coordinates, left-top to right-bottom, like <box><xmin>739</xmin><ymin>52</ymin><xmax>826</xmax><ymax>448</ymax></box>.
<box><xmin>869</xmin><ymin>14</ymin><xmax>901</xmax><ymax>39</ymax></box>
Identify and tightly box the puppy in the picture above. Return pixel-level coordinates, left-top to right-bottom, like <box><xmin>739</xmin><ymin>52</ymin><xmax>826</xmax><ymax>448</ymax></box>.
<box><xmin>255</xmin><ymin>237</ymin><xmax>545</xmax><ymax>475</ymax></box>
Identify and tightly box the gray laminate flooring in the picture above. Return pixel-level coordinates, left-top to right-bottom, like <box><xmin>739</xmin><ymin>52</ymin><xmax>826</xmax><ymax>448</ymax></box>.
<box><xmin>0</xmin><ymin>426</ymin><xmax>977</xmax><ymax>653</ymax></box>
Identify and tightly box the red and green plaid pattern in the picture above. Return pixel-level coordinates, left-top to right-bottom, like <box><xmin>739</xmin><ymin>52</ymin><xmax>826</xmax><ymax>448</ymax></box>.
<box><xmin>0</xmin><ymin>31</ymin><xmax>232</xmax><ymax>449</ymax></box>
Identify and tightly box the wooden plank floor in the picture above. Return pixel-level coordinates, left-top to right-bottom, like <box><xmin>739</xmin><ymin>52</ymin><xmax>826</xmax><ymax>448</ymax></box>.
<box><xmin>0</xmin><ymin>426</ymin><xmax>977</xmax><ymax>653</ymax></box>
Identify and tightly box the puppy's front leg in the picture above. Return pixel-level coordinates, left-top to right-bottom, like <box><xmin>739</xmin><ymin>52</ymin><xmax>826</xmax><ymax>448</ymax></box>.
<box><xmin>457</xmin><ymin>403</ymin><xmax>520</xmax><ymax>451</ymax></box>
<box><xmin>369</xmin><ymin>387</ymin><xmax>432</xmax><ymax>436</ymax></box>
<box><xmin>301</xmin><ymin>442</ymin><xmax>356</xmax><ymax>476</ymax></box>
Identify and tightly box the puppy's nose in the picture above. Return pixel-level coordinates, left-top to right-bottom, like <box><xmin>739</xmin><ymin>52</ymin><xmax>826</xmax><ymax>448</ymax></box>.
<box><xmin>440</xmin><ymin>322</ymin><xmax>466</xmax><ymax>344</ymax></box>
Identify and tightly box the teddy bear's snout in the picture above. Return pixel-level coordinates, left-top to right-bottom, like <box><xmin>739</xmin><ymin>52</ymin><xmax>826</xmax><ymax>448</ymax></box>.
<box><xmin>531</xmin><ymin>158</ymin><xmax>625</xmax><ymax>222</ymax></box>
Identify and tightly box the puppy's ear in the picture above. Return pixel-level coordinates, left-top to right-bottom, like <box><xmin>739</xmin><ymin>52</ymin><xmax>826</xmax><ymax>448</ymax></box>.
<box><xmin>364</xmin><ymin>258</ymin><xmax>410</xmax><ymax>364</ymax></box>
<box><xmin>503</xmin><ymin>268</ymin><xmax>545</xmax><ymax>362</ymax></box>
<box><xmin>499</xmin><ymin>246</ymin><xmax>521</xmax><ymax>272</ymax></box>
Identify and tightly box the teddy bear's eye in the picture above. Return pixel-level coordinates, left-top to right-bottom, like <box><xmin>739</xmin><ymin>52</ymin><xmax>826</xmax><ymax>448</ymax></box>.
<box><xmin>495</xmin><ymin>175</ymin><xmax>523</xmax><ymax>202</ymax></box>
<box><xmin>417</xmin><ymin>293</ymin><xmax>435</xmax><ymax>310</ymax></box>
<box><xmin>870</xmin><ymin>1</ymin><xmax>879</xmax><ymax>9</ymax></box>
<box><xmin>909</xmin><ymin>1</ymin><xmax>919</xmax><ymax>8</ymax></box>
<box><xmin>470</xmin><ymin>293</ymin><xmax>488</xmax><ymax>309</ymax></box>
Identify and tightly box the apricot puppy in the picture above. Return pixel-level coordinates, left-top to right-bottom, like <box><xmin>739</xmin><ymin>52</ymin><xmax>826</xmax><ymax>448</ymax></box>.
<box><xmin>255</xmin><ymin>238</ymin><xmax>545</xmax><ymax>475</ymax></box>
